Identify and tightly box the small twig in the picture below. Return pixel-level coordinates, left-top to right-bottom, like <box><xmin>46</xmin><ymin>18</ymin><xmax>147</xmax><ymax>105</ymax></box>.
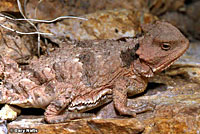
<box><xmin>17</xmin><ymin>0</ymin><xmax>42</xmax><ymax>56</ymax></box>
<box><xmin>0</xmin><ymin>0</ymin><xmax>87</xmax><ymax>56</ymax></box>
<box><xmin>0</xmin><ymin>14</ymin><xmax>88</xmax><ymax>23</ymax></box>
<box><xmin>19</xmin><ymin>16</ymin><xmax>88</xmax><ymax>22</ymax></box>
<box><xmin>0</xmin><ymin>23</ymin><xmax>53</xmax><ymax>35</ymax></box>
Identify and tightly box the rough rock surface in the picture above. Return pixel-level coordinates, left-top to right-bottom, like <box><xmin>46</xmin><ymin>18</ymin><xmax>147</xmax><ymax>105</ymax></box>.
<box><xmin>0</xmin><ymin>14</ymin><xmax>38</xmax><ymax>63</ymax></box>
<box><xmin>7</xmin><ymin>116</ymin><xmax>144</xmax><ymax>134</ymax></box>
<box><xmin>148</xmin><ymin>0</ymin><xmax>185</xmax><ymax>15</ymax></box>
<box><xmin>25</xmin><ymin>0</ymin><xmax>185</xmax><ymax>19</ymax></box>
<box><xmin>38</xmin><ymin>9</ymin><xmax>157</xmax><ymax>43</ymax></box>
<box><xmin>6</xmin><ymin>73</ymin><xmax>200</xmax><ymax>134</ymax></box>
<box><xmin>25</xmin><ymin>0</ymin><xmax>149</xmax><ymax>19</ymax></box>
<box><xmin>161</xmin><ymin>1</ymin><xmax>200</xmax><ymax>40</ymax></box>
<box><xmin>98</xmin><ymin>73</ymin><xmax>200</xmax><ymax>134</ymax></box>
<box><xmin>0</xmin><ymin>104</ymin><xmax>21</xmax><ymax>121</ymax></box>
<box><xmin>173</xmin><ymin>41</ymin><xmax>200</xmax><ymax>66</ymax></box>
<box><xmin>0</xmin><ymin>1</ymin><xmax>20</xmax><ymax>13</ymax></box>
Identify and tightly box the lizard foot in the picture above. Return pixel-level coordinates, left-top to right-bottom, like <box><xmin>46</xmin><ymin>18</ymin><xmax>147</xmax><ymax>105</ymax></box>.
<box><xmin>129</xmin><ymin>102</ymin><xmax>155</xmax><ymax>114</ymax></box>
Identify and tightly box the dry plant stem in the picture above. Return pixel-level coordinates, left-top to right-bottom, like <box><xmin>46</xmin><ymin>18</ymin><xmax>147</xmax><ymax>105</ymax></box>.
<box><xmin>17</xmin><ymin>0</ymin><xmax>41</xmax><ymax>56</ymax></box>
<box><xmin>0</xmin><ymin>0</ymin><xmax>87</xmax><ymax>57</ymax></box>
<box><xmin>0</xmin><ymin>23</ymin><xmax>52</xmax><ymax>35</ymax></box>
<box><xmin>0</xmin><ymin>14</ymin><xmax>88</xmax><ymax>23</ymax></box>
<box><xmin>17</xmin><ymin>0</ymin><xmax>87</xmax><ymax>56</ymax></box>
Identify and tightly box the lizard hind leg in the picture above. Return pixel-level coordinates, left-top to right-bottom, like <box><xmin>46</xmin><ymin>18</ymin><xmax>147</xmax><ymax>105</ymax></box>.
<box><xmin>44</xmin><ymin>94</ymin><xmax>93</xmax><ymax>124</ymax></box>
<box><xmin>44</xmin><ymin>93</ymin><xmax>77</xmax><ymax>124</ymax></box>
<box><xmin>44</xmin><ymin>88</ymin><xmax>112</xmax><ymax>124</ymax></box>
<box><xmin>68</xmin><ymin>88</ymin><xmax>113</xmax><ymax>112</ymax></box>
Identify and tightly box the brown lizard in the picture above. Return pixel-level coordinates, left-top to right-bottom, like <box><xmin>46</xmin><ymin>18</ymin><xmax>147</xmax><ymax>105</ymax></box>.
<box><xmin>0</xmin><ymin>21</ymin><xmax>189</xmax><ymax>123</ymax></box>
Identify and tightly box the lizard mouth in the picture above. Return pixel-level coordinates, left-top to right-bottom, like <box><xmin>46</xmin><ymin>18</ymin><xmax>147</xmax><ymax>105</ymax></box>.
<box><xmin>151</xmin><ymin>55</ymin><xmax>181</xmax><ymax>73</ymax></box>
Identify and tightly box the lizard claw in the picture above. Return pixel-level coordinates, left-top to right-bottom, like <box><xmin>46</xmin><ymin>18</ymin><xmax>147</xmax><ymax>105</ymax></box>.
<box><xmin>115</xmin><ymin>105</ymin><xmax>137</xmax><ymax>117</ymax></box>
<box><xmin>131</xmin><ymin>102</ymin><xmax>156</xmax><ymax>113</ymax></box>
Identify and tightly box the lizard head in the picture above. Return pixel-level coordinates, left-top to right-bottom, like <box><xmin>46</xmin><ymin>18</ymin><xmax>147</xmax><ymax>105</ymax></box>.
<box><xmin>134</xmin><ymin>21</ymin><xmax>189</xmax><ymax>77</ymax></box>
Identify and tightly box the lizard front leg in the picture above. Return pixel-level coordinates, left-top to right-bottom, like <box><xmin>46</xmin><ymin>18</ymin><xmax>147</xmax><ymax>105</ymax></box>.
<box><xmin>113</xmin><ymin>76</ymin><xmax>154</xmax><ymax>116</ymax></box>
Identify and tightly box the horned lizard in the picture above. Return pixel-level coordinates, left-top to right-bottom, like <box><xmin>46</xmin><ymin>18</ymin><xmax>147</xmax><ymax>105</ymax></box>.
<box><xmin>0</xmin><ymin>21</ymin><xmax>189</xmax><ymax>123</ymax></box>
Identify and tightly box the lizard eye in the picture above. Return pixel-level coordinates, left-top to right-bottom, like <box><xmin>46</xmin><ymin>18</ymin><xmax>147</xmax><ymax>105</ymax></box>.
<box><xmin>161</xmin><ymin>43</ymin><xmax>171</xmax><ymax>50</ymax></box>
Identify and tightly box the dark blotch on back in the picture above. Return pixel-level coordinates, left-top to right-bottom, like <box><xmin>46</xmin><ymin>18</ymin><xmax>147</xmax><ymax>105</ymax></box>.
<box><xmin>120</xmin><ymin>43</ymin><xmax>139</xmax><ymax>67</ymax></box>
<box><xmin>78</xmin><ymin>51</ymin><xmax>96</xmax><ymax>86</ymax></box>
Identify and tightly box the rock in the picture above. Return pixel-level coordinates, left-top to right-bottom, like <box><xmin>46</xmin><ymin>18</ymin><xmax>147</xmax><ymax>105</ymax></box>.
<box><xmin>143</xmin><ymin>104</ymin><xmax>200</xmax><ymax>134</ymax></box>
<box><xmin>0</xmin><ymin>0</ymin><xmax>20</xmax><ymax>12</ymax></box>
<box><xmin>148</xmin><ymin>0</ymin><xmax>185</xmax><ymax>15</ymax></box>
<box><xmin>175</xmin><ymin>41</ymin><xmax>200</xmax><ymax>66</ymax></box>
<box><xmin>25</xmin><ymin>0</ymin><xmax>68</xmax><ymax>20</ymax></box>
<box><xmin>186</xmin><ymin>1</ymin><xmax>200</xmax><ymax>39</ymax></box>
<box><xmin>160</xmin><ymin>12</ymin><xmax>194</xmax><ymax>38</ymax></box>
<box><xmin>0</xmin><ymin>104</ymin><xmax>21</xmax><ymax>121</ymax></box>
<box><xmin>98</xmin><ymin>78</ymin><xmax>200</xmax><ymax>133</ymax></box>
<box><xmin>0</xmin><ymin>14</ymin><xmax>39</xmax><ymax>63</ymax></box>
<box><xmin>186</xmin><ymin>1</ymin><xmax>200</xmax><ymax>21</ymax></box>
<box><xmin>25</xmin><ymin>0</ymin><xmax>149</xmax><ymax>19</ymax></box>
<box><xmin>163</xmin><ymin>67</ymin><xmax>200</xmax><ymax>84</ymax></box>
<box><xmin>0</xmin><ymin>120</ymin><xmax>7</xmax><ymax>134</ymax></box>
<box><xmin>38</xmin><ymin>9</ymin><xmax>157</xmax><ymax>43</ymax></box>
<box><xmin>7</xmin><ymin>116</ymin><xmax>144</xmax><ymax>134</ymax></box>
<box><xmin>160</xmin><ymin>1</ymin><xmax>200</xmax><ymax>39</ymax></box>
<box><xmin>25</xmin><ymin>0</ymin><xmax>186</xmax><ymax>19</ymax></box>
